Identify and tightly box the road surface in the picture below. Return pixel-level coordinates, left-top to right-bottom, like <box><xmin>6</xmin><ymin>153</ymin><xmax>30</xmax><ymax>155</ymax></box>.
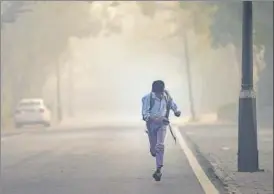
<box><xmin>1</xmin><ymin>125</ymin><xmax>221</xmax><ymax>194</ymax></box>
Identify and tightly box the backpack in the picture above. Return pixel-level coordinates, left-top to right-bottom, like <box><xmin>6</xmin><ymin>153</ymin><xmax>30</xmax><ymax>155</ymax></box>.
<box><xmin>142</xmin><ymin>91</ymin><xmax>171</xmax><ymax>121</ymax></box>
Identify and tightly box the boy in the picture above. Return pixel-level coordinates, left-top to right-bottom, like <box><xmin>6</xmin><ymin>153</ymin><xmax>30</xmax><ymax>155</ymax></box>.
<box><xmin>142</xmin><ymin>80</ymin><xmax>181</xmax><ymax>181</ymax></box>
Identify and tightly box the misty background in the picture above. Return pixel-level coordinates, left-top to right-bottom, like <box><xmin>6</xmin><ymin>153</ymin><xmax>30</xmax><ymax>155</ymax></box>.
<box><xmin>1</xmin><ymin>1</ymin><xmax>273</xmax><ymax>127</ymax></box>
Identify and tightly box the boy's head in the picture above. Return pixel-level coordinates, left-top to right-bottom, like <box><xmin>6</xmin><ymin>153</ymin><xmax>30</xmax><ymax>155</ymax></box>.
<box><xmin>152</xmin><ymin>80</ymin><xmax>165</xmax><ymax>94</ymax></box>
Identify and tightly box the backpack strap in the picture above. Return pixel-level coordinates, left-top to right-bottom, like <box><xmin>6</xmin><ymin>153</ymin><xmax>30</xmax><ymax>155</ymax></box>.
<box><xmin>164</xmin><ymin>90</ymin><xmax>171</xmax><ymax>119</ymax></box>
<box><xmin>149</xmin><ymin>92</ymin><xmax>154</xmax><ymax>111</ymax></box>
<box><xmin>142</xmin><ymin>93</ymin><xmax>154</xmax><ymax>121</ymax></box>
<box><xmin>149</xmin><ymin>91</ymin><xmax>170</xmax><ymax>112</ymax></box>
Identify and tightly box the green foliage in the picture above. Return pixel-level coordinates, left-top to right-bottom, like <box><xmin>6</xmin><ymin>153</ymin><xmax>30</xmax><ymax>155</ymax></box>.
<box><xmin>209</xmin><ymin>2</ymin><xmax>242</xmax><ymax>48</ymax></box>
<box><xmin>205</xmin><ymin>2</ymin><xmax>273</xmax><ymax>108</ymax></box>
<box><xmin>253</xmin><ymin>2</ymin><xmax>273</xmax><ymax>48</ymax></box>
<box><xmin>208</xmin><ymin>2</ymin><xmax>273</xmax><ymax>49</ymax></box>
<box><xmin>178</xmin><ymin>2</ymin><xmax>272</xmax><ymax>108</ymax></box>
<box><xmin>176</xmin><ymin>2</ymin><xmax>218</xmax><ymax>41</ymax></box>
<box><xmin>179</xmin><ymin>2</ymin><xmax>272</xmax><ymax>50</ymax></box>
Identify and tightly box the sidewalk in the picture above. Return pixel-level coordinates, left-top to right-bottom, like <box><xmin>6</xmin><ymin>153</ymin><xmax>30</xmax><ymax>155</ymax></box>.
<box><xmin>179</xmin><ymin>122</ymin><xmax>273</xmax><ymax>194</ymax></box>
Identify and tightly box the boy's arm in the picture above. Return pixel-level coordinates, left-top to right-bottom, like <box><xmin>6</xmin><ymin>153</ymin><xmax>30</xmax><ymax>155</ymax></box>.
<box><xmin>142</xmin><ymin>95</ymin><xmax>151</xmax><ymax>121</ymax></box>
<box><xmin>165</xmin><ymin>90</ymin><xmax>181</xmax><ymax>117</ymax></box>
<box><xmin>171</xmin><ymin>99</ymin><xmax>181</xmax><ymax>117</ymax></box>
<box><xmin>170</xmin><ymin>98</ymin><xmax>179</xmax><ymax>113</ymax></box>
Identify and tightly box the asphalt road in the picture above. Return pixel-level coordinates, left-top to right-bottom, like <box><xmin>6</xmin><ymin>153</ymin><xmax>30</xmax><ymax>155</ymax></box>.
<box><xmin>1</xmin><ymin>125</ymin><xmax>210</xmax><ymax>194</ymax></box>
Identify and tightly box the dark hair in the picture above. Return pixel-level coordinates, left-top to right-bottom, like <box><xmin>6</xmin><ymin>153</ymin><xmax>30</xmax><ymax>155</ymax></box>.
<box><xmin>152</xmin><ymin>80</ymin><xmax>165</xmax><ymax>93</ymax></box>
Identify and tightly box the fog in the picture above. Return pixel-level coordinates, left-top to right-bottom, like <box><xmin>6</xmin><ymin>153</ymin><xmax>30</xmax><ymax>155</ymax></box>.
<box><xmin>50</xmin><ymin>26</ymin><xmax>191</xmax><ymax>121</ymax></box>
<box><xmin>48</xmin><ymin>2</ymin><xmax>234</xmax><ymax>121</ymax></box>
<box><xmin>2</xmin><ymin>1</ymin><xmax>272</xmax><ymax>126</ymax></box>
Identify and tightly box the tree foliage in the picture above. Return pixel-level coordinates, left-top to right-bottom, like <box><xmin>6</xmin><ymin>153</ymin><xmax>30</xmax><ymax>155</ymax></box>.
<box><xmin>1</xmin><ymin>1</ymin><xmax>129</xmax><ymax>127</ymax></box>
<box><xmin>136</xmin><ymin>1</ymin><xmax>158</xmax><ymax>19</ymax></box>
<box><xmin>208</xmin><ymin>2</ymin><xmax>273</xmax><ymax>107</ymax></box>
<box><xmin>207</xmin><ymin>2</ymin><xmax>273</xmax><ymax>49</ymax></box>
<box><xmin>178</xmin><ymin>2</ymin><xmax>273</xmax><ymax>107</ymax></box>
<box><xmin>1</xmin><ymin>1</ymin><xmax>33</xmax><ymax>26</ymax></box>
<box><xmin>1</xmin><ymin>1</ymin><xmax>106</xmax><ymax>126</ymax></box>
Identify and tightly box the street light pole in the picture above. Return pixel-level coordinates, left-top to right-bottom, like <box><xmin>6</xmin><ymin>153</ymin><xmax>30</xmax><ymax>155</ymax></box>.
<box><xmin>183</xmin><ymin>30</ymin><xmax>196</xmax><ymax>121</ymax></box>
<box><xmin>238</xmin><ymin>1</ymin><xmax>259</xmax><ymax>172</ymax></box>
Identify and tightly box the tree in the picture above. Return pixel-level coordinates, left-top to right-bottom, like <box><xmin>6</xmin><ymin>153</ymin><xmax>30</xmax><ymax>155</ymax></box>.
<box><xmin>1</xmin><ymin>1</ymin><xmax>105</xmax><ymax>126</ymax></box>
<box><xmin>136</xmin><ymin>1</ymin><xmax>158</xmax><ymax>19</ymax></box>
<box><xmin>208</xmin><ymin>2</ymin><xmax>273</xmax><ymax>108</ymax></box>
<box><xmin>1</xmin><ymin>1</ymin><xmax>33</xmax><ymax>27</ymax></box>
<box><xmin>1</xmin><ymin>1</ymin><xmax>131</xmax><ymax>126</ymax></box>
<box><xmin>134</xmin><ymin>2</ymin><xmax>240</xmax><ymax>113</ymax></box>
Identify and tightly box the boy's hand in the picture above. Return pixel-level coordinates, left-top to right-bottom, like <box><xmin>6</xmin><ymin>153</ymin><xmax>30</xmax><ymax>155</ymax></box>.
<box><xmin>162</xmin><ymin>117</ymin><xmax>170</xmax><ymax>125</ymax></box>
<box><xmin>174</xmin><ymin>111</ymin><xmax>181</xmax><ymax>117</ymax></box>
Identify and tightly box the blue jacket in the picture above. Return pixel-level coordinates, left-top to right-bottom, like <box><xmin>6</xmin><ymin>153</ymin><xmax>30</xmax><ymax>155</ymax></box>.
<box><xmin>141</xmin><ymin>91</ymin><xmax>179</xmax><ymax>122</ymax></box>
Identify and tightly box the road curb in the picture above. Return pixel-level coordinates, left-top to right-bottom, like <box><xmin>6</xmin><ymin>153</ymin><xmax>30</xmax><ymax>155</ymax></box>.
<box><xmin>179</xmin><ymin>128</ymin><xmax>243</xmax><ymax>194</ymax></box>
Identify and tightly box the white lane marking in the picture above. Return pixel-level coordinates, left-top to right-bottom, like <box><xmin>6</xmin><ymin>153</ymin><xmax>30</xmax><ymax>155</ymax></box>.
<box><xmin>173</xmin><ymin>126</ymin><xmax>219</xmax><ymax>194</ymax></box>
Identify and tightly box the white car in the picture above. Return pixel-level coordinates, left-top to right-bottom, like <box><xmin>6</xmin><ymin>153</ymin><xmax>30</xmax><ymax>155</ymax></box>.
<box><xmin>14</xmin><ymin>98</ymin><xmax>51</xmax><ymax>128</ymax></box>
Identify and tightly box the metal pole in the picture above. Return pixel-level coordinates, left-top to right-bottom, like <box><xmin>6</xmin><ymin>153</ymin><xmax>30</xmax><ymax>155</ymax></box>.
<box><xmin>183</xmin><ymin>30</ymin><xmax>196</xmax><ymax>121</ymax></box>
<box><xmin>238</xmin><ymin>1</ymin><xmax>259</xmax><ymax>172</ymax></box>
